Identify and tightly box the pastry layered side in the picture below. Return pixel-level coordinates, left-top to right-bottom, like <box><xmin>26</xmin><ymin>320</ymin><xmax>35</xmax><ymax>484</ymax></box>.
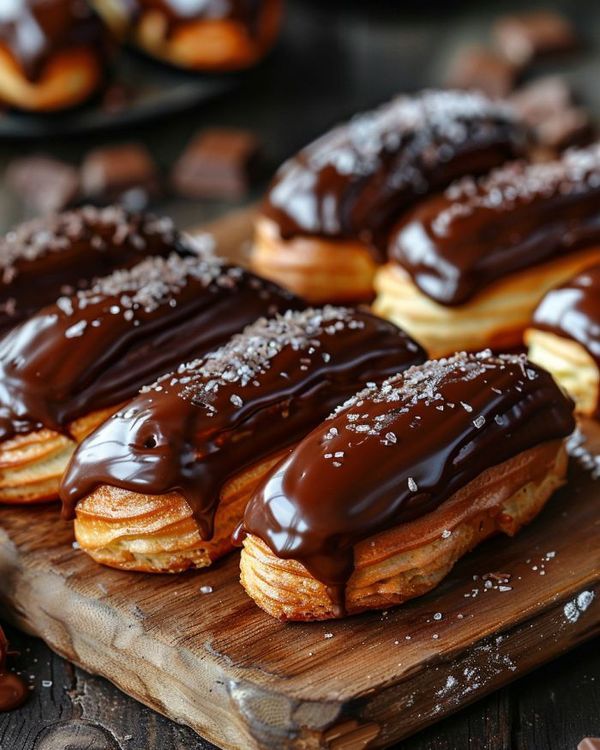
<box><xmin>0</xmin><ymin>0</ymin><xmax>109</xmax><ymax>112</ymax></box>
<box><xmin>93</xmin><ymin>0</ymin><xmax>282</xmax><ymax>71</ymax></box>
<box><xmin>0</xmin><ymin>205</ymin><xmax>196</xmax><ymax>337</ymax></box>
<box><xmin>253</xmin><ymin>90</ymin><xmax>527</xmax><ymax>303</ymax></box>
<box><xmin>526</xmin><ymin>264</ymin><xmax>600</xmax><ymax>417</ymax></box>
<box><xmin>59</xmin><ymin>307</ymin><xmax>425</xmax><ymax>572</ymax></box>
<box><xmin>0</xmin><ymin>251</ymin><xmax>298</xmax><ymax>504</ymax></box>
<box><xmin>239</xmin><ymin>351</ymin><xmax>575</xmax><ymax>620</ymax></box>
<box><xmin>375</xmin><ymin>144</ymin><xmax>600</xmax><ymax>357</ymax></box>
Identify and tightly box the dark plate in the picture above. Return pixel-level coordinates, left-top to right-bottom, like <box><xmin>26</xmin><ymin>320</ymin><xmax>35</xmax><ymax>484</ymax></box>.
<box><xmin>0</xmin><ymin>48</ymin><xmax>238</xmax><ymax>140</ymax></box>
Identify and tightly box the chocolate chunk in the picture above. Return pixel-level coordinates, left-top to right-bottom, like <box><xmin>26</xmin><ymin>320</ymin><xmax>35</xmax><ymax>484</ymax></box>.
<box><xmin>447</xmin><ymin>46</ymin><xmax>518</xmax><ymax>98</ymax></box>
<box><xmin>510</xmin><ymin>78</ymin><xmax>593</xmax><ymax>151</ymax></box>
<box><xmin>81</xmin><ymin>143</ymin><xmax>161</xmax><ymax>208</ymax></box>
<box><xmin>5</xmin><ymin>155</ymin><xmax>80</xmax><ymax>215</ymax></box>
<box><xmin>171</xmin><ymin>129</ymin><xmax>261</xmax><ymax>200</ymax></box>
<box><xmin>578</xmin><ymin>740</ymin><xmax>600</xmax><ymax>750</ymax></box>
<box><xmin>493</xmin><ymin>11</ymin><xmax>578</xmax><ymax>67</ymax></box>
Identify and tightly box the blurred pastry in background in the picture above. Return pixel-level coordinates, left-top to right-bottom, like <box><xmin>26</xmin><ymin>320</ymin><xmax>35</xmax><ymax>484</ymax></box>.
<box><xmin>446</xmin><ymin>46</ymin><xmax>519</xmax><ymax>99</ymax></box>
<box><xmin>526</xmin><ymin>265</ymin><xmax>600</xmax><ymax>418</ymax></box>
<box><xmin>252</xmin><ymin>89</ymin><xmax>528</xmax><ymax>304</ymax></box>
<box><xmin>493</xmin><ymin>11</ymin><xmax>578</xmax><ymax>68</ymax></box>
<box><xmin>374</xmin><ymin>144</ymin><xmax>600</xmax><ymax>357</ymax></box>
<box><xmin>0</xmin><ymin>0</ymin><xmax>110</xmax><ymax>112</ymax></box>
<box><xmin>93</xmin><ymin>0</ymin><xmax>282</xmax><ymax>71</ymax></box>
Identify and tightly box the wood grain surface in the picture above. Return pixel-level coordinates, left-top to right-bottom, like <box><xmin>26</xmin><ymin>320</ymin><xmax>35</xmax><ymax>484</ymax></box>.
<box><xmin>0</xmin><ymin>210</ymin><xmax>598</xmax><ymax>749</ymax></box>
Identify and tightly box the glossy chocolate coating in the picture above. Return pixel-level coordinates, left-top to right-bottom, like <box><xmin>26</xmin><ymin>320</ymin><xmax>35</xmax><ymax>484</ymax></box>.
<box><xmin>60</xmin><ymin>307</ymin><xmax>425</xmax><ymax>530</ymax></box>
<box><xmin>0</xmin><ymin>627</ymin><xmax>27</xmax><ymax>712</ymax></box>
<box><xmin>262</xmin><ymin>90</ymin><xmax>527</xmax><ymax>256</ymax></box>
<box><xmin>0</xmin><ymin>251</ymin><xmax>299</xmax><ymax>442</ymax></box>
<box><xmin>242</xmin><ymin>351</ymin><xmax>575</xmax><ymax>587</ymax></box>
<box><xmin>533</xmin><ymin>264</ymin><xmax>600</xmax><ymax>415</ymax></box>
<box><xmin>390</xmin><ymin>144</ymin><xmax>600</xmax><ymax>306</ymax></box>
<box><xmin>0</xmin><ymin>0</ymin><xmax>107</xmax><ymax>82</ymax></box>
<box><xmin>0</xmin><ymin>206</ymin><xmax>194</xmax><ymax>338</ymax></box>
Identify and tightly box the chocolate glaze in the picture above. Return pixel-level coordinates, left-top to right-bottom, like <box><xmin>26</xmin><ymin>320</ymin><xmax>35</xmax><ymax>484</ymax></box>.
<box><xmin>0</xmin><ymin>0</ymin><xmax>107</xmax><ymax>82</ymax></box>
<box><xmin>262</xmin><ymin>90</ymin><xmax>528</xmax><ymax>257</ymax></box>
<box><xmin>533</xmin><ymin>264</ymin><xmax>600</xmax><ymax>416</ymax></box>
<box><xmin>60</xmin><ymin>307</ymin><xmax>425</xmax><ymax>531</ymax></box>
<box><xmin>0</xmin><ymin>250</ymin><xmax>298</xmax><ymax>442</ymax></box>
<box><xmin>126</xmin><ymin>0</ymin><xmax>263</xmax><ymax>36</ymax></box>
<box><xmin>0</xmin><ymin>627</ymin><xmax>27</xmax><ymax>712</ymax></box>
<box><xmin>390</xmin><ymin>143</ymin><xmax>600</xmax><ymax>306</ymax></box>
<box><xmin>0</xmin><ymin>206</ymin><xmax>196</xmax><ymax>338</ymax></box>
<box><xmin>241</xmin><ymin>351</ymin><xmax>575</xmax><ymax>588</ymax></box>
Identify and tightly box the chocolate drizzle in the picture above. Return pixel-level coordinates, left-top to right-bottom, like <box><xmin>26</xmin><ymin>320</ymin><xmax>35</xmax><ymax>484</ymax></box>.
<box><xmin>262</xmin><ymin>90</ymin><xmax>527</xmax><ymax>256</ymax></box>
<box><xmin>242</xmin><ymin>351</ymin><xmax>575</xmax><ymax>587</ymax></box>
<box><xmin>0</xmin><ymin>206</ymin><xmax>194</xmax><ymax>337</ymax></box>
<box><xmin>390</xmin><ymin>143</ymin><xmax>600</xmax><ymax>306</ymax></box>
<box><xmin>60</xmin><ymin>307</ymin><xmax>425</xmax><ymax>530</ymax></box>
<box><xmin>0</xmin><ymin>0</ymin><xmax>107</xmax><ymax>82</ymax></box>
<box><xmin>0</xmin><ymin>251</ymin><xmax>298</xmax><ymax>441</ymax></box>
<box><xmin>0</xmin><ymin>627</ymin><xmax>27</xmax><ymax>713</ymax></box>
<box><xmin>533</xmin><ymin>264</ymin><xmax>600</xmax><ymax>416</ymax></box>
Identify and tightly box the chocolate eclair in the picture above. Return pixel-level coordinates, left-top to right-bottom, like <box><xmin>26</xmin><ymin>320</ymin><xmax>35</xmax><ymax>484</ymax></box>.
<box><xmin>60</xmin><ymin>307</ymin><xmax>425</xmax><ymax>572</ymax></box>
<box><xmin>0</xmin><ymin>205</ymin><xmax>196</xmax><ymax>337</ymax></box>
<box><xmin>252</xmin><ymin>89</ymin><xmax>528</xmax><ymax>303</ymax></box>
<box><xmin>92</xmin><ymin>0</ymin><xmax>282</xmax><ymax>71</ymax></box>
<box><xmin>0</xmin><ymin>251</ymin><xmax>297</xmax><ymax>504</ymax></box>
<box><xmin>0</xmin><ymin>0</ymin><xmax>109</xmax><ymax>112</ymax></box>
<box><xmin>239</xmin><ymin>351</ymin><xmax>575</xmax><ymax>620</ymax></box>
<box><xmin>526</xmin><ymin>264</ymin><xmax>600</xmax><ymax>417</ymax></box>
<box><xmin>374</xmin><ymin>143</ymin><xmax>600</xmax><ymax>357</ymax></box>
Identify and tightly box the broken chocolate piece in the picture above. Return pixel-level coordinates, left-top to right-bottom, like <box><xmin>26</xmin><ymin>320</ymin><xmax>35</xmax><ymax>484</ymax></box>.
<box><xmin>81</xmin><ymin>143</ymin><xmax>161</xmax><ymax>207</ymax></box>
<box><xmin>5</xmin><ymin>155</ymin><xmax>80</xmax><ymax>215</ymax></box>
<box><xmin>171</xmin><ymin>128</ymin><xmax>261</xmax><ymax>200</ymax></box>
<box><xmin>493</xmin><ymin>11</ymin><xmax>578</xmax><ymax>67</ymax></box>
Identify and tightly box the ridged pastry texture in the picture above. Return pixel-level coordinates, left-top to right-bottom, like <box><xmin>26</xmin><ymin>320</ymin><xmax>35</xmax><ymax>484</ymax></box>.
<box><xmin>240</xmin><ymin>441</ymin><xmax>567</xmax><ymax>621</ymax></box>
<box><xmin>373</xmin><ymin>247</ymin><xmax>600</xmax><ymax>358</ymax></box>
<box><xmin>526</xmin><ymin>330</ymin><xmax>599</xmax><ymax>416</ymax></box>
<box><xmin>252</xmin><ymin>217</ymin><xmax>377</xmax><ymax>304</ymax></box>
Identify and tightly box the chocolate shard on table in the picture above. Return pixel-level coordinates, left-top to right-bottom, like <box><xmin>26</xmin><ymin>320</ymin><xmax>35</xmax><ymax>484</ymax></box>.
<box><xmin>510</xmin><ymin>77</ymin><xmax>594</xmax><ymax>153</ymax></box>
<box><xmin>0</xmin><ymin>626</ymin><xmax>28</xmax><ymax>712</ymax></box>
<box><xmin>81</xmin><ymin>143</ymin><xmax>161</xmax><ymax>210</ymax></box>
<box><xmin>252</xmin><ymin>89</ymin><xmax>529</xmax><ymax>304</ymax></box>
<box><xmin>239</xmin><ymin>350</ymin><xmax>575</xmax><ymax>620</ymax></box>
<box><xmin>493</xmin><ymin>11</ymin><xmax>579</xmax><ymax>67</ymax></box>
<box><xmin>0</xmin><ymin>205</ymin><xmax>195</xmax><ymax>337</ymax></box>
<box><xmin>526</xmin><ymin>264</ymin><xmax>600</xmax><ymax>418</ymax></box>
<box><xmin>59</xmin><ymin>306</ymin><xmax>425</xmax><ymax>572</ymax></box>
<box><xmin>5</xmin><ymin>155</ymin><xmax>81</xmax><ymax>215</ymax></box>
<box><xmin>446</xmin><ymin>46</ymin><xmax>518</xmax><ymax>99</ymax></box>
<box><xmin>171</xmin><ymin>128</ymin><xmax>262</xmax><ymax>200</ymax></box>
<box><xmin>0</xmin><ymin>249</ymin><xmax>299</xmax><ymax>505</ymax></box>
<box><xmin>0</xmin><ymin>0</ymin><xmax>110</xmax><ymax>112</ymax></box>
<box><xmin>374</xmin><ymin>143</ymin><xmax>600</xmax><ymax>357</ymax></box>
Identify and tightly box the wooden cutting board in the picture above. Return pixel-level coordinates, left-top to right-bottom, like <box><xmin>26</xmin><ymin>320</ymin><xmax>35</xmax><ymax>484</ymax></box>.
<box><xmin>0</xmin><ymin>208</ymin><xmax>599</xmax><ymax>750</ymax></box>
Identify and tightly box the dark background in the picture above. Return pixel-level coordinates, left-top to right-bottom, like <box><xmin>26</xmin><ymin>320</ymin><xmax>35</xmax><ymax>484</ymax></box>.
<box><xmin>1</xmin><ymin>0</ymin><xmax>599</xmax><ymax>748</ymax></box>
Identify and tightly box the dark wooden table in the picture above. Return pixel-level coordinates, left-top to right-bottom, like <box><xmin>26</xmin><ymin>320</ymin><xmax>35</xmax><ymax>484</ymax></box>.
<box><xmin>0</xmin><ymin>0</ymin><xmax>599</xmax><ymax>748</ymax></box>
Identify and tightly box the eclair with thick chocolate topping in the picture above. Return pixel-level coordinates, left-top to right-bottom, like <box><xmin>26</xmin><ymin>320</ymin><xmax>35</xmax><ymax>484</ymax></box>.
<box><xmin>252</xmin><ymin>90</ymin><xmax>528</xmax><ymax>303</ymax></box>
<box><xmin>92</xmin><ymin>0</ymin><xmax>282</xmax><ymax>71</ymax></box>
<box><xmin>0</xmin><ymin>205</ymin><xmax>196</xmax><ymax>337</ymax></box>
<box><xmin>59</xmin><ymin>307</ymin><xmax>425</xmax><ymax>572</ymax></box>
<box><xmin>526</xmin><ymin>264</ymin><xmax>600</xmax><ymax>417</ymax></box>
<box><xmin>374</xmin><ymin>144</ymin><xmax>600</xmax><ymax>357</ymax></box>
<box><xmin>0</xmin><ymin>250</ymin><xmax>297</xmax><ymax>504</ymax></box>
<box><xmin>239</xmin><ymin>351</ymin><xmax>575</xmax><ymax>620</ymax></box>
<box><xmin>0</xmin><ymin>0</ymin><xmax>109</xmax><ymax>112</ymax></box>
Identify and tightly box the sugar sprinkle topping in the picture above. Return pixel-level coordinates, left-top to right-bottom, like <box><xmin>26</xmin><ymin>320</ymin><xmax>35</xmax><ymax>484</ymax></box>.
<box><xmin>139</xmin><ymin>307</ymin><xmax>365</xmax><ymax>411</ymax></box>
<box><xmin>0</xmin><ymin>206</ymin><xmax>180</xmax><ymax>282</ymax></box>
<box><xmin>433</xmin><ymin>143</ymin><xmax>600</xmax><ymax>236</ymax></box>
